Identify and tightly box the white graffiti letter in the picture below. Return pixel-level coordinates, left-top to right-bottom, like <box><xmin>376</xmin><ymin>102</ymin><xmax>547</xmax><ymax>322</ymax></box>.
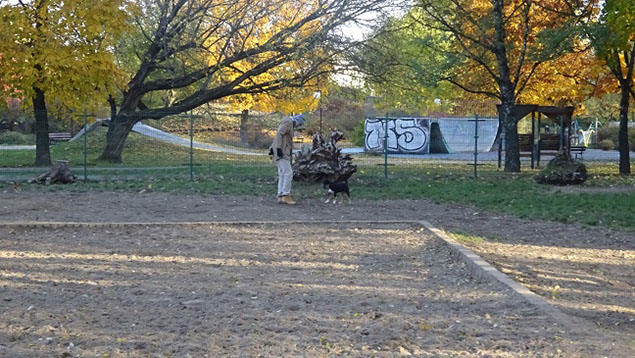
<box><xmin>386</xmin><ymin>120</ymin><xmax>398</xmax><ymax>151</ymax></box>
<box><xmin>364</xmin><ymin>119</ymin><xmax>384</xmax><ymax>150</ymax></box>
<box><xmin>395</xmin><ymin>119</ymin><xmax>428</xmax><ymax>152</ymax></box>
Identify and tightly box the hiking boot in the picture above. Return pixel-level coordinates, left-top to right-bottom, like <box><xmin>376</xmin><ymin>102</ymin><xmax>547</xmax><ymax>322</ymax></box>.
<box><xmin>281</xmin><ymin>195</ymin><xmax>296</xmax><ymax>205</ymax></box>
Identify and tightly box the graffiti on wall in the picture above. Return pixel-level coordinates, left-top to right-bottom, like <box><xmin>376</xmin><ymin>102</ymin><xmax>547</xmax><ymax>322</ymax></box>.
<box><xmin>364</xmin><ymin>118</ymin><xmax>430</xmax><ymax>153</ymax></box>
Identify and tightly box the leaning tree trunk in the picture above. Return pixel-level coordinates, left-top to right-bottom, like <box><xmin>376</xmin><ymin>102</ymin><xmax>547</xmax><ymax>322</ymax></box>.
<box><xmin>500</xmin><ymin>102</ymin><xmax>521</xmax><ymax>172</ymax></box>
<box><xmin>108</xmin><ymin>95</ymin><xmax>118</xmax><ymax>122</ymax></box>
<box><xmin>100</xmin><ymin>113</ymin><xmax>137</xmax><ymax>162</ymax></box>
<box><xmin>618</xmin><ymin>83</ymin><xmax>631</xmax><ymax>175</ymax></box>
<box><xmin>32</xmin><ymin>86</ymin><xmax>51</xmax><ymax>166</ymax></box>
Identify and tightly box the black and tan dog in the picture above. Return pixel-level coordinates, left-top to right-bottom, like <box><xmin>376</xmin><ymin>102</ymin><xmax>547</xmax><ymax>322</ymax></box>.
<box><xmin>323</xmin><ymin>180</ymin><xmax>351</xmax><ymax>203</ymax></box>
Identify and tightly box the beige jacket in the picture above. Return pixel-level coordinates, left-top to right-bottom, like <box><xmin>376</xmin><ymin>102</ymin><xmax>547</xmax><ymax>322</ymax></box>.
<box><xmin>269</xmin><ymin>117</ymin><xmax>294</xmax><ymax>161</ymax></box>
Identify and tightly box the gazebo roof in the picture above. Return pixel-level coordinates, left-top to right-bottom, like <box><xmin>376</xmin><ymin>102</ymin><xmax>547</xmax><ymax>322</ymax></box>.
<box><xmin>496</xmin><ymin>104</ymin><xmax>575</xmax><ymax>125</ymax></box>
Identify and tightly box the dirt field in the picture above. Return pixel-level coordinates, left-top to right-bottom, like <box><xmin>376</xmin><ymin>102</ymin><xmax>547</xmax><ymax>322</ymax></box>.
<box><xmin>0</xmin><ymin>190</ymin><xmax>633</xmax><ymax>357</ymax></box>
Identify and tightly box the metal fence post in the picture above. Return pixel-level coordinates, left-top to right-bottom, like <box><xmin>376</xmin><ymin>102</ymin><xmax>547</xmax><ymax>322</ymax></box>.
<box><xmin>189</xmin><ymin>111</ymin><xmax>194</xmax><ymax>181</ymax></box>
<box><xmin>531</xmin><ymin>111</ymin><xmax>536</xmax><ymax>169</ymax></box>
<box><xmin>473</xmin><ymin>114</ymin><xmax>479</xmax><ymax>178</ymax></box>
<box><xmin>468</xmin><ymin>115</ymin><xmax>486</xmax><ymax>177</ymax></box>
<box><xmin>83</xmin><ymin>109</ymin><xmax>87</xmax><ymax>182</ymax></box>
<box><xmin>497</xmin><ymin>117</ymin><xmax>503</xmax><ymax>169</ymax></box>
<box><xmin>383</xmin><ymin>117</ymin><xmax>388</xmax><ymax>179</ymax></box>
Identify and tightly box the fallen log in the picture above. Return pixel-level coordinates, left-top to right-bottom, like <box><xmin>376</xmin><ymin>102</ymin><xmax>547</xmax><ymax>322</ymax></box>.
<box><xmin>30</xmin><ymin>160</ymin><xmax>77</xmax><ymax>185</ymax></box>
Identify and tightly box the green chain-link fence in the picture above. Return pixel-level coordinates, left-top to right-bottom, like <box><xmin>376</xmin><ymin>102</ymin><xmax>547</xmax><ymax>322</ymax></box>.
<box><xmin>1</xmin><ymin>103</ymin><xmax>633</xmax><ymax>183</ymax></box>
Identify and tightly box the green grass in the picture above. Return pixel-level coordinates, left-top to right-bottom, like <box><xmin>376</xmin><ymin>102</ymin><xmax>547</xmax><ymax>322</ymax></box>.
<box><xmin>0</xmin><ymin>126</ymin><xmax>269</xmax><ymax>168</ymax></box>
<box><xmin>2</xmin><ymin>128</ymin><xmax>635</xmax><ymax>231</ymax></box>
<box><xmin>448</xmin><ymin>231</ymin><xmax>493</xmax><ymax>244</ymax></box>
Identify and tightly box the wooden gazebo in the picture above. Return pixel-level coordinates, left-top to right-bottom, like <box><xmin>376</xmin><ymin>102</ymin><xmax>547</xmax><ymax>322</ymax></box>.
<box><xmin>497</xmin><ymin>105</ymin><xmax>575</xmax><ymax>169</ymax></box>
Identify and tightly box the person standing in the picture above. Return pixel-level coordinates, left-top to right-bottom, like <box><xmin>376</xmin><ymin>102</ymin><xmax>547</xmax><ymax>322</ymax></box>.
<box><xmin>269</xmin><ymin>114</ymin><xmax>305</xmax><ymax>204</ymax></box>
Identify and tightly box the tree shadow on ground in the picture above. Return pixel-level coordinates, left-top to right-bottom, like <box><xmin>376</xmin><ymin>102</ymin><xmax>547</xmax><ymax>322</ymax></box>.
<box><xmin>0</xmin><ymin>224</ymin><xmax>628</xmax><ymax>357</ymax></box>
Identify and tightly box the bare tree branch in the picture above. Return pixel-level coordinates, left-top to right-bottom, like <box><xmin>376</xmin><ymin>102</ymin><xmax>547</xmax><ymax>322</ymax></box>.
<box><xmin>443</xmin><ymin>77</ymin><xmax>499</xmax><ymax>97</ymax></box>
<box><xmin>514</xmin><ymin>61</ymin><xmax>542</xmax><ymax>100</ymax></box>
<box><xmin>102</xmin><ymin>0</ymin><xmax>402</xmax><ymax>160</ymax></box>
<box><xmin>512</xmin><ymin>0</ymin><xmax>532</xmax><ymax>90</ymax></box>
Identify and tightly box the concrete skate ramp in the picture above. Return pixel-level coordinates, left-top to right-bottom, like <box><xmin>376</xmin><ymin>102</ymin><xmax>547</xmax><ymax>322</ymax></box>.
<box><xmin>131</xmin><ymin>122</ymin><xmax>265</xmax><ymax>156</ymax></box>
<box><xmin>431</xmin><ymin>118</ymin><xmax>498</xmax><ymax>153</ymax></box>
<box><xmin>429</xmin><ymin>122</ymin><xmax>449</xmax><ymax>154</ymax></box>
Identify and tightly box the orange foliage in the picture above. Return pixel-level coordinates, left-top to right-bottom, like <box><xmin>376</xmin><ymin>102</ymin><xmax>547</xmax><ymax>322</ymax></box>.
<box><xmin>451</xmin><ymin>0</ymin><xmax>601</xmax><ymax>108</ymax></box>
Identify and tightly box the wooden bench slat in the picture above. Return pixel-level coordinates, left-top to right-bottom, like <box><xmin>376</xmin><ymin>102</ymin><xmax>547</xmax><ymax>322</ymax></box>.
<box><xmin>519</xmin><ymin>150</ymin><xmax>558</xmax><ymax>158</ymax></box>
<box><xmin>48</xmin><ymin>132</ymin><xmax>72</xmax><ymax>144</ymax></box>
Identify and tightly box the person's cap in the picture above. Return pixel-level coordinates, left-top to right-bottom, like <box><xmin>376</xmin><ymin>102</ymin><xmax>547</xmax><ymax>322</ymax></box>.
<box><xmin>292</xmin><ymin>114</ymin><xmax>305</xmax><ymax>128</ymax></box>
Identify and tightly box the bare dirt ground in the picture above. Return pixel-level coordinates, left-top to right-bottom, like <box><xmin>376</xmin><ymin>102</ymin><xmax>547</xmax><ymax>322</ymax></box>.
<box><xmin>0</xmin><ymin>190</ymin><xmax>633</xmax><ymax>357</ymax></box>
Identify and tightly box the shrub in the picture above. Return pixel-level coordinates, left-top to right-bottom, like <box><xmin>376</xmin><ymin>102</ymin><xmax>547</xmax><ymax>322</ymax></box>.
<box><xmin>351</xmin><ymin>120</ymin><xmax>365</xmax><ymax>147</ymax></box>
<box><xmin>248</xmin><ymin>130</ymin><xmax>274</xmax><ymax>149</ymax></box>
<box><xmin>597</xmin><ymin>126</ymin><xmax>619</xmax><ymax>144</ymax></box>
<box><xmin>0</xmin><ymin>131</ymin><xmax>34</xmax><ymax>145</ymax></box>
<box><xmin>534</xmin><ymin>150</ymin><xmax>587</xmax><ymax>185</ymax></box>
<box><xmin>597</xmin><ymin>125</ymin><xmax>635</xmax><ymax>150</ymax></box>
<box><xmin>304</xmin><ymin>97</ymin><xmax>364</xmax><ymax>140</ymax></box>
<box><xmin>598</xmin><ymin>139</ymin><xmax>615</xmax><ymax>151</ymax></box>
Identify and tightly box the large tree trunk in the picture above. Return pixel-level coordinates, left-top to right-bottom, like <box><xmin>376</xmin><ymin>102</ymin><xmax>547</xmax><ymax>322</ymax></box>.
<box><xmin>32</xmin><ymin>87</ymin><xmax>51</xmax><ymax>166</ymax></box>
<box><xmin>492</xmin><ymin>0</ymin><xmax>522</xmax><ymax>172</ymax></box>
<box><xmin>618</xmin><ymin>83</ymin><xmax>631</xmax><ymax>175</ymax></box>
<box><xmin>500</xmin><ymin>102</ymin><xmax>521</xmax><ymax>173</ymax></box>
<box><xmin>240</xmin><ymin>109</ymin><xmax>248</xmax><ymax>144</ymax></box>
<box><xmin>100</xmin><ymin>113</ymin><xmax>137</xmax><ymax>162</ymax></box>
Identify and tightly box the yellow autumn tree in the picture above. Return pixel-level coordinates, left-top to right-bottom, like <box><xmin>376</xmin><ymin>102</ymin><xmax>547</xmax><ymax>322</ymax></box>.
<box><xmin>0</xmin><ymin>0</ymin><xmax>134</xmax><ymax>165</ymax></box>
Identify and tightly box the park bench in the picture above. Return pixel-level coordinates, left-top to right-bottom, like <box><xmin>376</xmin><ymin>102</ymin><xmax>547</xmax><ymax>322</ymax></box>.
<box><xmin>518</xmin><ymin>133</ymin><xmax>559</xmax><ymax>158</ymax></box>
<box><xmin>570</xmin><ymin>145</ymin><xmax>586</xmax><ymax>160</ymax></box>
<box><xmin>48</xmin><ymin>132</ymin><xmax>72</xmax><ymax>144</ymax></box>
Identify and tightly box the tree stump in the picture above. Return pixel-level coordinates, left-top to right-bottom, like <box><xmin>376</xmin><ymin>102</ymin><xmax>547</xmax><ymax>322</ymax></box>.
<box><xmin>534</xmin><ymin>149</ymin><xmax>587</xmax><ymax>185</ymax></box>
<box><xmin>30</xmin><ymin>160</ymin><xmax>77</xmax><ymax>184</ymax></box>
<box><xmin>292</xmin><ymin>130</ymin><xmax>357</xmax><ymax>183</ymax></box>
